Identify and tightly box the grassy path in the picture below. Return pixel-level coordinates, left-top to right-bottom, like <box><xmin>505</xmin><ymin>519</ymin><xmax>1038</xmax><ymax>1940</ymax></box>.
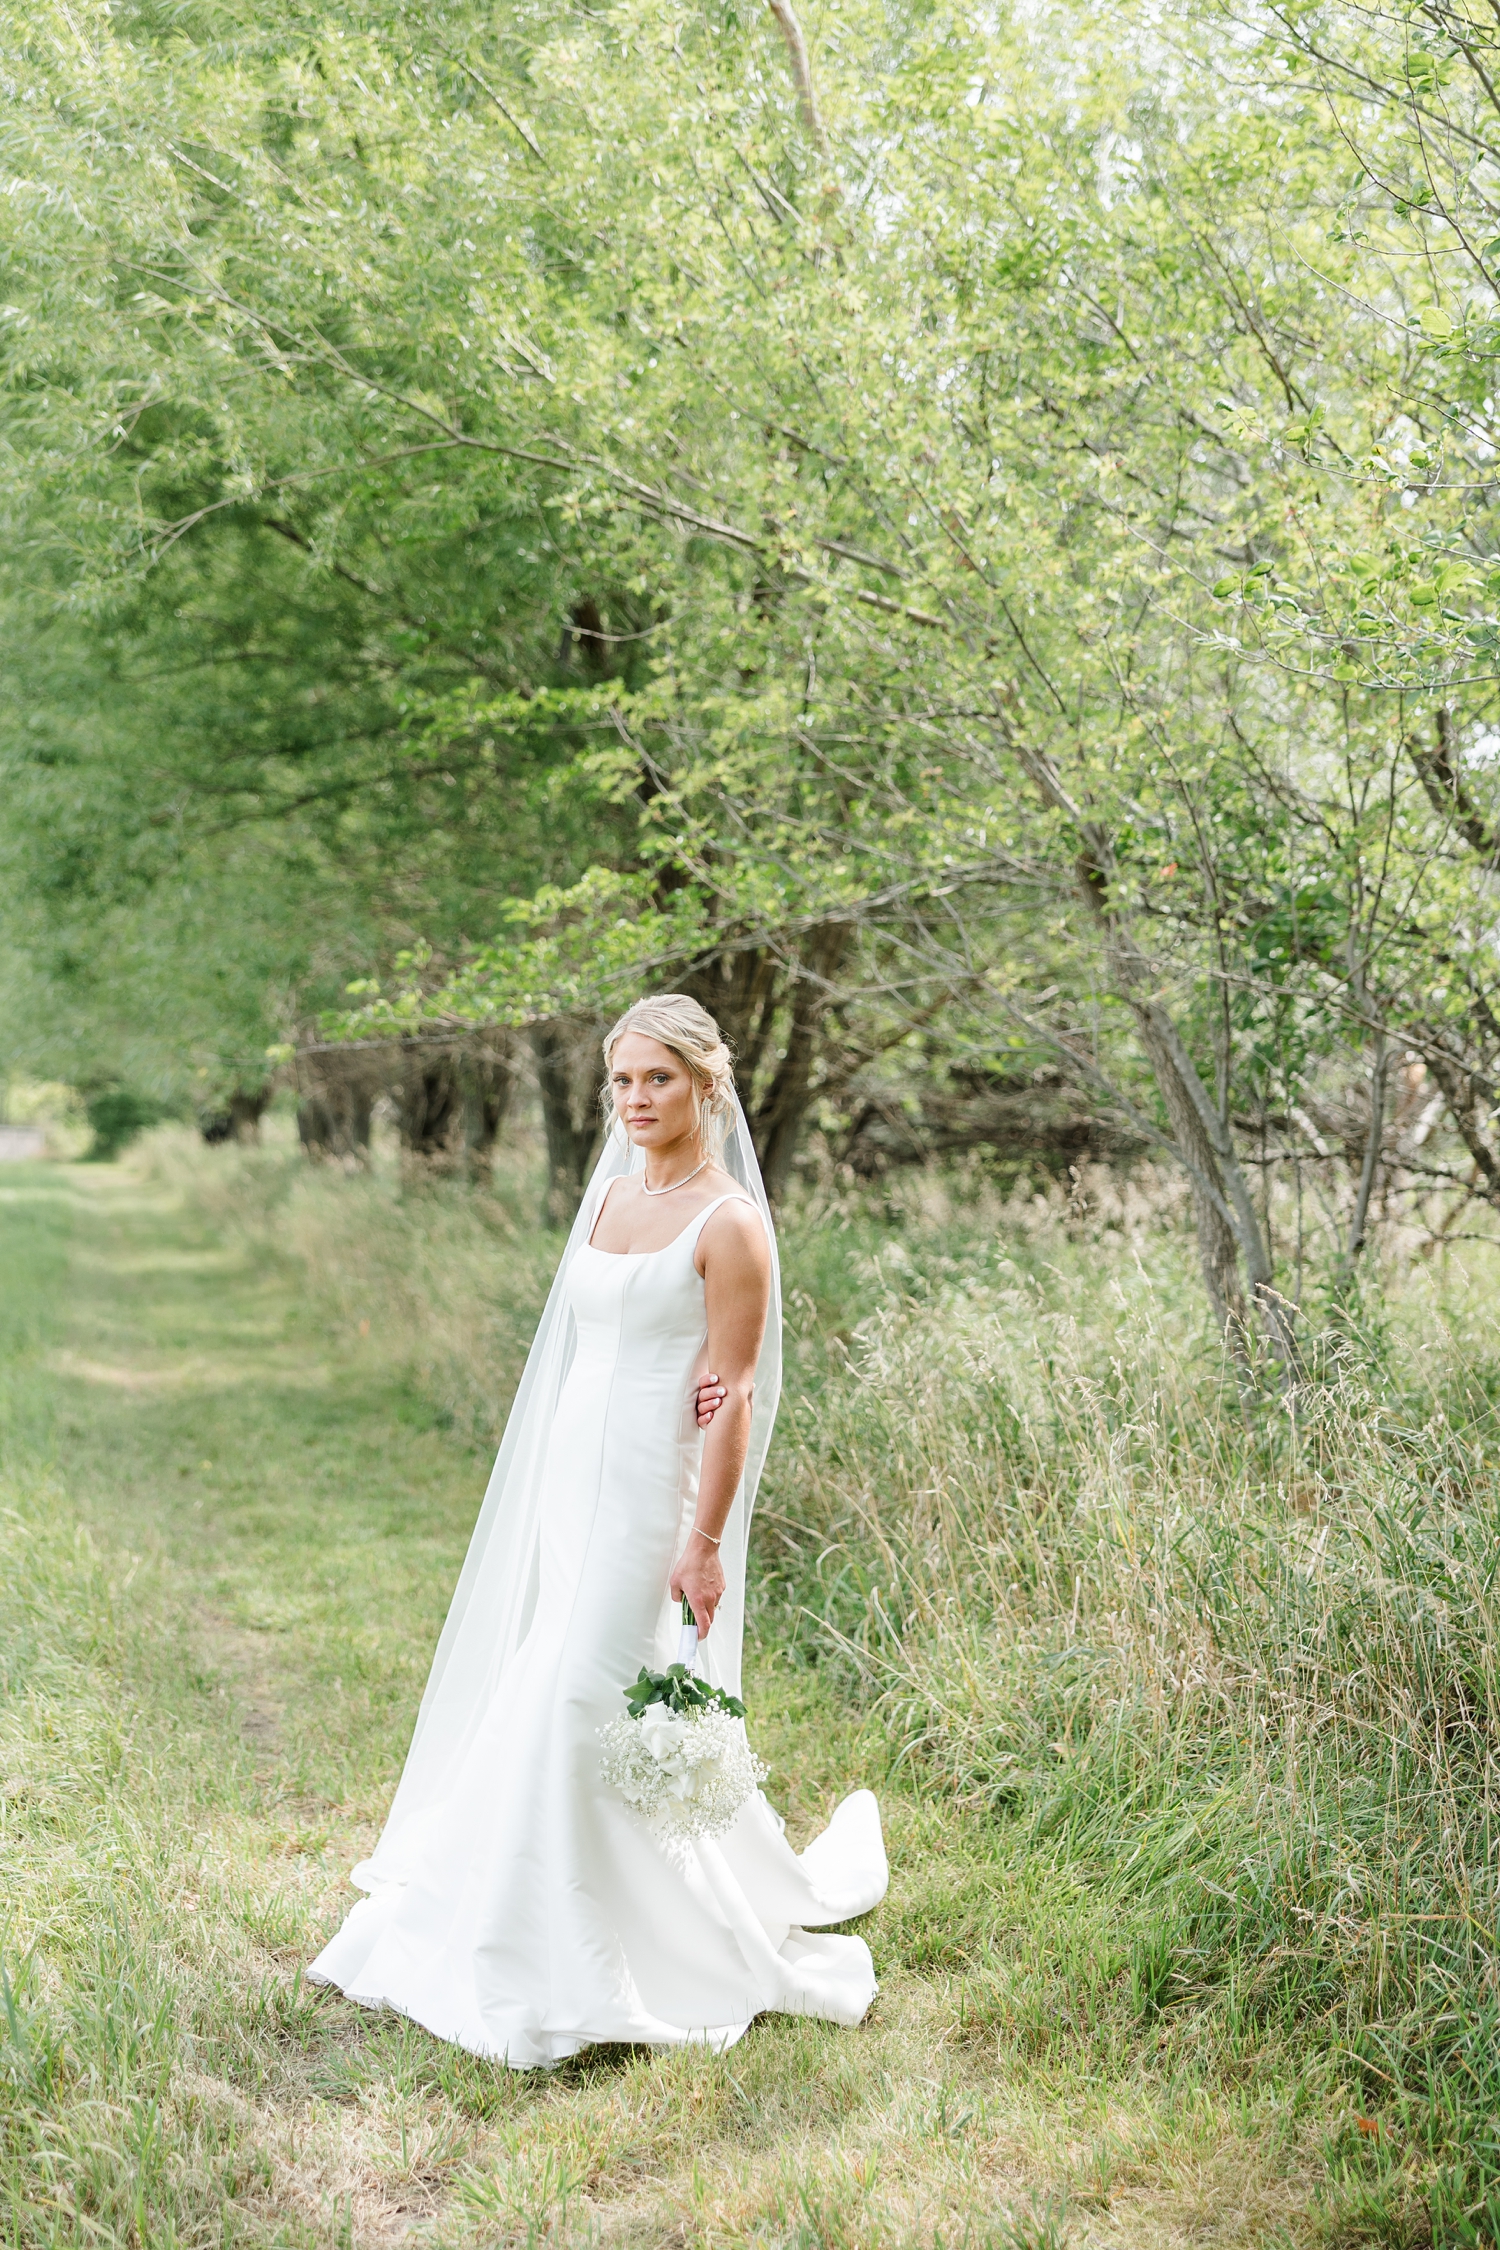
<box><xmin>0</xmin><ymin>1158</ymin><xmax>1317</xmax><ymax>2249</ymax></box>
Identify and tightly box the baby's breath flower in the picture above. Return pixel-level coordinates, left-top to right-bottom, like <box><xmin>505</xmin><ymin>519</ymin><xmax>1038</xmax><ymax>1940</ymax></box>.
<box><xmin>598</xmin><ymin>1706</ymin><xmax>767</xmax><ymax>1841</ymax></box>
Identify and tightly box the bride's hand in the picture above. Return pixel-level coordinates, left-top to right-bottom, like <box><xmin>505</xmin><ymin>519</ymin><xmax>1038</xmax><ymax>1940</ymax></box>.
<box><xmin>670</xmin><ymin>1537</ymin><xmax>727</xmax><ymax>1636</ymax></box>
<box><xmin>695</xmin><ymin>1372</ymin><xmax>727</xmax><ymax>1428</ymax></box>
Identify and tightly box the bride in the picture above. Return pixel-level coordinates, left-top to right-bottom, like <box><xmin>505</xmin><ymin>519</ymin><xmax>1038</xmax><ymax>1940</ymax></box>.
<box><xmin>311</xmin><ymin>992</ymin><xmax>887</xmax><ymax>2065</ymax></box>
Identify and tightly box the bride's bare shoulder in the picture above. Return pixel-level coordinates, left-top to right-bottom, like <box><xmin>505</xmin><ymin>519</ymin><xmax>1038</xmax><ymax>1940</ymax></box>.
<box><xmin>697</xmin><ymin>1182</ymin><xmax>769</xmax><ymax>1273</ymax></box>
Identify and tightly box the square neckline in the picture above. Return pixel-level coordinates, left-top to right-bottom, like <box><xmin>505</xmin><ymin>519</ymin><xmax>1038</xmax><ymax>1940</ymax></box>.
<box><xmin>583</xmin><ymin>1180</ymin><xmax>747</xmax><ymax>1259</ymax></box>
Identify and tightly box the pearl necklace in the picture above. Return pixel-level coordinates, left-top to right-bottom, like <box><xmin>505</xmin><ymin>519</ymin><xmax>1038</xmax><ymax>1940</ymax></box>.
<box><xmin>641</xmin><ymin>1156</ymin><xmax>710</xmax><ymax>1197</ymax></box>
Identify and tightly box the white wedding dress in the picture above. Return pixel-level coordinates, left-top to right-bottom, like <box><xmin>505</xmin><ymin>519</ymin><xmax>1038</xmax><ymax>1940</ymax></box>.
<box><xmin>310</xmin><ymin>1189</ymin><xmax>887</xmax><ymax>2065</ymax></box>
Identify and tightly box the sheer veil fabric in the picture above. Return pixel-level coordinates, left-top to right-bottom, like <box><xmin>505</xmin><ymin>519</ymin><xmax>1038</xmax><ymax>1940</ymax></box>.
<box><xmin>351</xmin><ymin>1092</ymin><xmax>783</xmax><ymax>1893</ymax></box>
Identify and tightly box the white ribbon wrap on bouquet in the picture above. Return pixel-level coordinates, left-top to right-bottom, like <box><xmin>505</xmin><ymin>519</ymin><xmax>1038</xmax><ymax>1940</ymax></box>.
<box><xmin>354</xmin><ymin>1090</ymin><xmax>781</xmax><ymax>1889</ymax></box>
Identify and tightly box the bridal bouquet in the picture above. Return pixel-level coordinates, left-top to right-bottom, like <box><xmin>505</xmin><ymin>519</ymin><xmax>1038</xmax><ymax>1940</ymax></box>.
<box><xmin>598</xmin><ymin>1602</ymin><xmax>766</xmax><ymax>1841</ymax></box>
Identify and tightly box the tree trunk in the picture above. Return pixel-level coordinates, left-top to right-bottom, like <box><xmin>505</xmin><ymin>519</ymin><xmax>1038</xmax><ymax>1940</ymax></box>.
<box><xmin>1092</xmin><ymin>895</ymin><xmax>1297</xmax><ymax>1371</ymax></box>
<box><xmin>1004</xmin><ymin>720</ymin><xmax>1297</xmax><ymax>1371</ymax></box>
<box><xmin>396</xmin><ymin>1048</ymin><xmax>462</xmax><ymax>1167</ymax></box>
<box><xmin>766</xmin><ymin>0</ymin><xmax>832</xmax><ymax>159</ymax></box>
<box><xmin>1407</xmin><ymin>708</ymin><xmax>1500</xmax><ymax>867</ymax></box>
<box><xmin>1126</xmin><ymin>998</ymin><xmax>1247</xmax><ymax>1335</ymax></box>
<box><xmin>1423</xmin><ymin>1045</ymin><xmax>1500</xmax><ymax>1201</ymax></box>
<box><xmin>532</xmin><ymin>1022</ymin><xmax>603</xmax><ymax>1224</ymax></box>
<box><xmin>228</xmin><ymin>1088</ymin><xmax>270</xmax><ymax>1143</ymax></box>
<box><xmin>347</xmin><ymin>1084</ymin><xmax>373</xmax><ymax>1158</ymax></box>
<box><xmin>751</xmin><ymin>922</ymin><xmax>851</xmax><ymax>1202</ymax></box>
<box><xmin>462</xmin><ymin>1045</ymin><xmax>515</xmax><ymax>1184</ymax></box>
<box><xmin>1347</xmin><ymin>1029</ymin><xmax>1389</xmax><ymax>1263</ymax></box>
<box><xmin>202</xmin><ymin>1085</ymin><xmax>271</xmax><ymax>1145</ymax></box>
<box><xmin>297</xmin><ymin>1096</ymin><xmax>335</xmax><ymax>1159</ymax></box>
<box><xmin>683</xmin><ymin>947</ymin><xmax>782</xmax><ymax>1093</ymax></box>
<box><xmin>297</xmin><ymin>1071</ymin><xmax>373</xmax><ymax>1163</ymax></box>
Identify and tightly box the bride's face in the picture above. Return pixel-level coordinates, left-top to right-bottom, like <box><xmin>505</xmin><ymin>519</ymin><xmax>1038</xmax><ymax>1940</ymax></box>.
<box><xmin>609</xmin><ymin>1033</ymin><xmax>703</xmax><ymax>1154</ymax></box>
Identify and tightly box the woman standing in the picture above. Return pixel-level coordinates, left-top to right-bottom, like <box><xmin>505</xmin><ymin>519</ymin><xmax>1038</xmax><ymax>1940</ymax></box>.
<box><xmin>311</xmin><ymin>993</ymin><xmax>886</xmax><ymax>2065</ymax></box>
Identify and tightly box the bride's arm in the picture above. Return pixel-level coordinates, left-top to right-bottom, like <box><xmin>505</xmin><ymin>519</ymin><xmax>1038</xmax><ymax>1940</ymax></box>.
<box><xmin>669</xmin><ymin>1204</ymin><xmax>772</xmax><ymax>1636</ymax></box>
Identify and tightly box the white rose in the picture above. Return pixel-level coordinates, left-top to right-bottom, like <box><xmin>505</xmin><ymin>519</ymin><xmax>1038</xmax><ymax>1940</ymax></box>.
<box><xmin>639</xmin><ymin>1706</ymin><xmax>690</xmax><ymax>1767</ymax></box>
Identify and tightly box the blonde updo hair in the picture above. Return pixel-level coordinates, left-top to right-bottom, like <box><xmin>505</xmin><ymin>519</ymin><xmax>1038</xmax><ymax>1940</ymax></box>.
<box><xmin>601</xmin><ymin>992</ymin><xmax>737</xmax><ymax>1157</ymax></box>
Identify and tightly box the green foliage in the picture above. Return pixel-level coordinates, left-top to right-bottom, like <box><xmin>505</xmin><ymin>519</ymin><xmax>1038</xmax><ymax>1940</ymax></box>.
<box><xmin>14</xmin><ymin>0</ymin><xmax>1500</xmax><ymax>1274</ymax></box>
<box><xmin>0</xmin><ymin>1</ymin><xmax>1496</xmax><ymax>1306</ymax></box>
<box><xmin>623</xmin><ymin>1644</ymin><xmax>748</xmax><ymax>1721</ymax></box>
<box><xmin>82</xmin><ymin>1086</ymin><xmax>172</xmax><ymax>1161</ymax></box>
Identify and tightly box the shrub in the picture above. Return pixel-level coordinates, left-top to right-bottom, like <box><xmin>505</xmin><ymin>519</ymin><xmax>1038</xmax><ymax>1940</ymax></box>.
<box><xmin>83</xmin><ymin>1087</ymin><xmax>172</xmax><ymax>1162</ymax></box>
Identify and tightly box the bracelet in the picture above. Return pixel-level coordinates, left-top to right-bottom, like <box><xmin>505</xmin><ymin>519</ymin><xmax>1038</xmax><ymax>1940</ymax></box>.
<box><xmin>691</xmin><ymin>1526</ymin><xmax>722</xmax><ymax>1547</ymax></box>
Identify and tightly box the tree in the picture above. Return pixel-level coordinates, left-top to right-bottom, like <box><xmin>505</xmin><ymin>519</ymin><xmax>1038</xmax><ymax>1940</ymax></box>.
<box><xmin>5</xmin><ymin>0</ymin><xmax>1499</xmax><ymax>1344</ymax></box>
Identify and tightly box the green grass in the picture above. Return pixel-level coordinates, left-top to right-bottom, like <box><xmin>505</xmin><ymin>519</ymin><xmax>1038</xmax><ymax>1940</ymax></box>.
<box><xmin>3</xmin><ymin>1132</ymin><xmax>1499</xmax><ymax>2244</ymax></box>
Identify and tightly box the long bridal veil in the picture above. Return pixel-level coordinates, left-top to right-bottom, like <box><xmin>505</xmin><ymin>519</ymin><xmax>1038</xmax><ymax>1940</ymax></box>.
<box><xmin>353</xmin><ymin>1090</ymin><xmax>783</xmax><ymax>1890</ymax></box>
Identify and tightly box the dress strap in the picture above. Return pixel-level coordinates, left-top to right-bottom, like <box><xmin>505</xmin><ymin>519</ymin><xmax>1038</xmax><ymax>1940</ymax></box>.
<box><xmin>585</xmin><ymin>1173</ymin><xmax>624</xmax><ymax>1251</ymax></box>
<box><xmin>680</xmin><ymin>1191</ymin><xmax>754</xmax><ymax>1252</ymax></box>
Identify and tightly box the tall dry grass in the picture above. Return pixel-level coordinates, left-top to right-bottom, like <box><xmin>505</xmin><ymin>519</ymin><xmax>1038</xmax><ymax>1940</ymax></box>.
<box><xmin>763</xmin><ymin>1208</ymin><xmax>1500</xmax><ymax>2245</ymax></box>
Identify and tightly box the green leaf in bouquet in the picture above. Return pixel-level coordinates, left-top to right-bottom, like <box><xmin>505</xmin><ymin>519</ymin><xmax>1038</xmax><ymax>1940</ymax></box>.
<box><xmin>622</xmin><ymin>1665</ymin><xmax>748</xmax><ymax>1721</ymax></box>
